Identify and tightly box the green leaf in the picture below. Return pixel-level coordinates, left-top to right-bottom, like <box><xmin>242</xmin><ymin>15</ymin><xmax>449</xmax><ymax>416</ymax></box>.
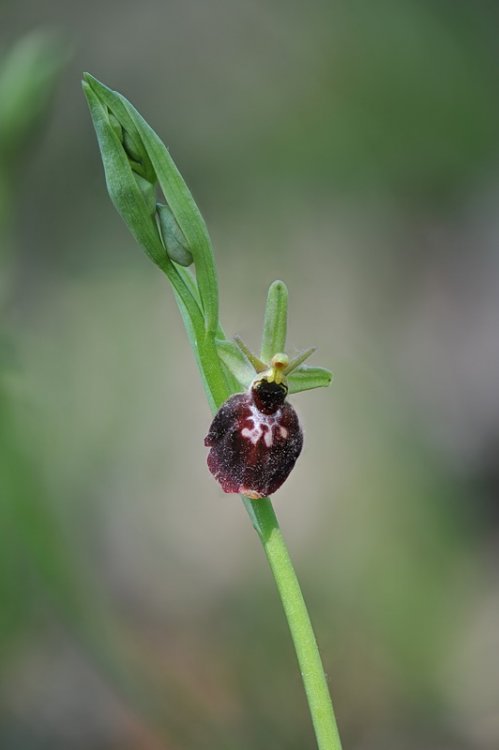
<box><xmin>260</xmin><ymin>280</ymin><xmax>288</xmax><ymax>361</ymax></box>
<box><xmin>287</xmin><ymin>365</ymin><xmax>333</xmax><ymax>394</ymax></box>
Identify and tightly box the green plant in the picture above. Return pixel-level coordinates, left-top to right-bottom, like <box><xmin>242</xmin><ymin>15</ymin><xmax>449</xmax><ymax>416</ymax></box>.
<box><xmin>83</xmin><ymin>73</ymin><xmax>342</xmax><ymax>750</ymax></box>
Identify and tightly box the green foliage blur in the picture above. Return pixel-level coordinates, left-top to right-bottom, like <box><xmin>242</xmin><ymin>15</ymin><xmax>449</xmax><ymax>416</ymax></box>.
<box><xmin>1</xmin><ymin>3</ymin><xmax>499</xmax><ymax>749</ymax></box>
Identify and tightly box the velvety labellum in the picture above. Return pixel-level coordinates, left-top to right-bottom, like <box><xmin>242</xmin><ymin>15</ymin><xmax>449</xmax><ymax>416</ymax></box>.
<box><xmin>204</xmin><ymin>379</ymin><xmax>303</xmax><ymax>499</ymax></box>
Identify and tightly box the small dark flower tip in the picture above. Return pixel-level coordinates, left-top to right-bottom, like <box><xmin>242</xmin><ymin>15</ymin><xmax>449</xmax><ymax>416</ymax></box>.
<box><xmin>205</xmin><ymin>353</ymin><xmax>303</xmax><ymax>498</ymax></box>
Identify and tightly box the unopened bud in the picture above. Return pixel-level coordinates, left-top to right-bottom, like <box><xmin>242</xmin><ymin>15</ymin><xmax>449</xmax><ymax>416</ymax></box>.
<box><xmin>108</xmin><ymin>112</ymin><xmax>122</xmax><ymax>142</ymax></box>
<box><xmin>156</xmin><ymin>203</ymin><xmax>193</xmax><ymax>266</ymax></box>
<box><xmin>134</xmin><ymin>173</ymin><xmax>156</xmax><ymax>214</ymax></box>
<box><xmin>123</xmin><ymin>129</ymin><xmax>143</xmax><ymax>164</ymax></box>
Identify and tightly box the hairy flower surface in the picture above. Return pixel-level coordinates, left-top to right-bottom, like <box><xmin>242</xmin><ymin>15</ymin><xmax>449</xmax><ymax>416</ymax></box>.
<box><xmin>205</xmin><ymin>377</ymin><xmax>303</xmax><ymax>499</ymax></box>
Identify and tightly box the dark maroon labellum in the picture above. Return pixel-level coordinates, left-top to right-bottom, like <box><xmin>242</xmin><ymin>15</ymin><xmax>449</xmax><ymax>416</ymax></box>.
<box><xmin>204</xmin><ymin>379</ymin><xmax>303</xmax><ymax>499</ymax></box>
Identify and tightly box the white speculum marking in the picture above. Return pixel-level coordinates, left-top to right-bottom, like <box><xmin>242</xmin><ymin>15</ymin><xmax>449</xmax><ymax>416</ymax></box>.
<box><xmin>241</xmin><ymin>403</ymin><xmax>287</xmax><ymax>448</ymax></box>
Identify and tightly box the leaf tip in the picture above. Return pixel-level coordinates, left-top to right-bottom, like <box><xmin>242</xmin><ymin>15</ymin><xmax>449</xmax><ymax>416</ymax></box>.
<box><xmin>81</xmin><ymin>71</ymin><xmax>95</xmax><ymax>87</ymax></box>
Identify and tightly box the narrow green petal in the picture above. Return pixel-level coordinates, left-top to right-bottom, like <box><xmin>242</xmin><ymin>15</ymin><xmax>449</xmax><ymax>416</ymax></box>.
<box><xmin>284</xmin><ymin>347</ymin><xmax>316</xmax><ymax>374</ymax></box>
<box><xmin>234</xmin><ymin>336</ymin><xmax>267</xmax><ymax>372</ymax></box>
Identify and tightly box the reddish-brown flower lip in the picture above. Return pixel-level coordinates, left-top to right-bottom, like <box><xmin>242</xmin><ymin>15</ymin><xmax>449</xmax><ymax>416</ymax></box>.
<box><xmin>205</xmin><ymin>379</ymin><xmax>303</xmax><ymax>498</ymax></box>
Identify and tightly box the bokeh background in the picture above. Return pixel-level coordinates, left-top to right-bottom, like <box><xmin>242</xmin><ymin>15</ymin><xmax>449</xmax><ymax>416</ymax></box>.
<box><xmin>1</xmin><ymin>1</ymin><xmax>499</xmax><ymax>748</ymax></box>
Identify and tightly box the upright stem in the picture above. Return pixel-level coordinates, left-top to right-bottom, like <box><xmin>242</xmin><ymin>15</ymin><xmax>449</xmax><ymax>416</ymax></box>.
<box><xmin>246</xmin><ymin>498</ymin><xmax>343</xmax><ymax>750</ymax></box>
<box><xmin>200</xmin><ymin>303</ymin><xmax>343</xmax><ymax>749</ymax></box>
<box><xmin>83</xmin><ymin>75</ymin><xmax>342</xmax><ymax>749</ymax></box>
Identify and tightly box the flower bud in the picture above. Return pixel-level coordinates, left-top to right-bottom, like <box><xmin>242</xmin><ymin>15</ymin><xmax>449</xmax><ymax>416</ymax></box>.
<box><xmin>156</xmin><ymin>203</ymin><xmax>193</xmax><ymax>266</ymax></box>
<box><xmin>123</xmin><ymin>129</ymin><xmax>143</xmax><ymax>164</ymax></box>
<box><xmin>108</xmin><ymin>112</ymin><xmax>122</xmax><ymax>142</ymax></box>
<box><xmin>134</xmin><ymin>173</ymin><xmax>156</xmax><ymax>214</ymax></box>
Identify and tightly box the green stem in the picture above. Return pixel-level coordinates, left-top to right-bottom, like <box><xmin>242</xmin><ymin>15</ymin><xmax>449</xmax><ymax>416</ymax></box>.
<box><xmin>179</xmin><ymin>281</ymin><xmax>343</xmax><ymax>749</ymax></box>
<box><xmin>245</xmin><ymin>497</ymin><xmax>343</xmax><ymax>750</ymax></box>
<box><xmin>83</xmin><ymin>74</ymin><xmax>342</xmax><ymax>747</ymax></box>
<box><xmin>196</xmin><ymin>334</ymin><xmax>342</xmax><ymax>748</ymax></box>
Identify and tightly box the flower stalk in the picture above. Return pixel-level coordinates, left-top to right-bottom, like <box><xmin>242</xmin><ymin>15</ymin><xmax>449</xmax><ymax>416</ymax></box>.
<box><xmin>82</xmin><ymin>73</ymin><xmax>342</xmax><ymax>749</ymax></box>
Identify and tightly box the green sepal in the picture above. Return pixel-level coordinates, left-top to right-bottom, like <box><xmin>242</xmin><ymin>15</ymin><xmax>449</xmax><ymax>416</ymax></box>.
<box><xmin>260</xmin><ymin>280</ymin><xmax>288</xmax><ymax>362</ymax></box>
<box><xmin>287</xmin><ymin>366</ymin><xmax>333</xmax><ymax>394</ymax></box>
<box><xmin>215</xmin><ymin>338</ymin><xmax>254</xmax><ymax>390</ymax></box>
<box><xmin>215</xmin><ymin>339</ymin><xmax>332</xmax><ymax>395</ymax></box>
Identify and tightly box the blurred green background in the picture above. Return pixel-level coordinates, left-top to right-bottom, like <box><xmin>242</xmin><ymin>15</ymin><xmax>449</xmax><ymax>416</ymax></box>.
<box><xmin>1</xmin><ymin>1</ymin><xmax>499</xmax><ymax>748</ymax></box>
